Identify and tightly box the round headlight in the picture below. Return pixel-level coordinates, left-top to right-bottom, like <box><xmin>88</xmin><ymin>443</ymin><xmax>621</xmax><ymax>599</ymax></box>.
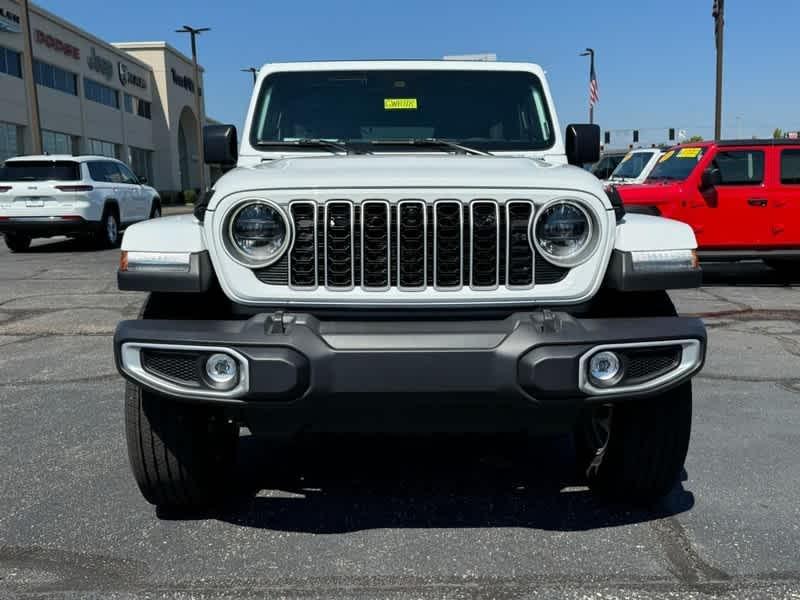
<box><xmin>533</xmin><ymin>200</ymin><xmax>595</xmax><ymax>267</ymax></box>
<box><xmin>226</xmin><ymin>200</ymin><xmax>291</xmax><ymax>267</ymax></box>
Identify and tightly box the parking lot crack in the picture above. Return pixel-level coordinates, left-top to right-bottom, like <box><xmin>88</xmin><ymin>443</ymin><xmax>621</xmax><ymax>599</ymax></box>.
<box><xmin>651</xmin><ymin>516</ymin><xmax>731</xmax><ymax>586</ymax></box>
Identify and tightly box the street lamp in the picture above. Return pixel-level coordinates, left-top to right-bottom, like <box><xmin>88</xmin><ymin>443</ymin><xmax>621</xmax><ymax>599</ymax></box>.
<box><xmin>579</xmin><ymin>48</ymin><xmax>597</xmax><ymax>124</ymax></box>
<box><xmin>176</xmin><ymin>25</ymin><xmax>210</xmax><ymax>191</ymax></box>
<box><xmin>241</xmin><ymin>67</ymin><xmax>258</xmax><ymax>85</ymax></box>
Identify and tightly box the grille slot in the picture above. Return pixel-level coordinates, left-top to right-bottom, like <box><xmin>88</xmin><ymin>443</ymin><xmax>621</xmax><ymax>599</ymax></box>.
<box><xmin>324</xmin><ymin>202</ymin><xmax>354</xmax><ymax>288</ymax></box>
<box><xmin>621</xmin><ymin>347</ymin><xmax>682</xmax><ymax>385</ymax></box>
<box><xmin>470</xmin><ymin>201</ymin><xmax>500</xmax><ymax>288</ymax></box>
<box><xmin>141</xmin><ymin>350</ymin><xmax>202</xmax><ymax>387</ymax></box>
<box><xmin>397</xmin><ymin>201</ymin><xmax>427</xmax><ymax>289</ymax></box>
<box><xmin>289</xmin><ymin>202</ymin><xmax>317</xmax><ymax>288</ymax></box>
<box><xmin>506</xmin><ymin>201</ymin><xmax>534</xmax><ymax>288</ymax></box>
<box><xmin>361</xmin><ymin>201</ymin><xmax>391</xmax><ymax>289</ymax></box>
<box><xmin>434</xmin><ymin>201</ymin><xmax>463</xmax><ymax>288</ymax></box>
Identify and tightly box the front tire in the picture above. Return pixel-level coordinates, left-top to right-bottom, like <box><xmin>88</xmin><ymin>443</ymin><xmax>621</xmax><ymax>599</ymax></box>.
<box><xmin>125</xmin><ymin>383</ymin><xmax>239</xmax><ymax>510</ymax></box>
<box><xmin>149</xmin><ymin>200</ymin><xmax>162</xmax><ymax>219</ymax></box>
<box><xmin>576</xmin><ymin>383</ymin><xmax>692</xmax><ymax>504</ymax></box>
<box><xmin>4</xmin><ymin>233</ymin><xmax>32</xmax><ymax>253</ymax></box>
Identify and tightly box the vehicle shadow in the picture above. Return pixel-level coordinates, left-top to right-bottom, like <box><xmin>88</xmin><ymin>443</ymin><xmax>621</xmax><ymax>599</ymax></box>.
<box><xmin>166</xmin><ymin>433</ymin><xmax>695</xmax><ymax>532</ymax></box>
<box><xmin>22</xmin><ymin>237</ymin><xmax>102</xmax><ymax>253</ymax></box>
<box><xmin>701</xmin><ymin>261</ymin><xmax>800</xmax><ymax>286</ymax></box>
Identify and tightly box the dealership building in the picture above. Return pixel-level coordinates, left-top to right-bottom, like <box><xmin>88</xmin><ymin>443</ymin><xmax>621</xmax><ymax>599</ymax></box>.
<box><xmin>0</xmin><ymin>0</ymin><xmax>212</xmax><ymax>192</ymax></box>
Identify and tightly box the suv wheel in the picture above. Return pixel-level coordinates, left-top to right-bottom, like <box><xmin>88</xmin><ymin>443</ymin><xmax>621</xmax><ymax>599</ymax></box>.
<box><xmin>125</xmin><ymin>383</ymin><xmax>239</xmax><ymax>511</ymax></box>
<box><xmin>149</xmin><ymin>201</ymin><xmax>162</xmax><ymax>219</ymax></box>
<box><xmin>97</xmin><ymin>209</ymin><xmax>120</xmax><ymax>248</ymax></box>
<box><xmin>576</xmin><ymin>383</ymin><xmax>692</xmax><ymax>504</ymax></box>
<box><xmin>4</xmin><ymin>233</ymin><xmax>32</xmax><ymax>253</ymax></box>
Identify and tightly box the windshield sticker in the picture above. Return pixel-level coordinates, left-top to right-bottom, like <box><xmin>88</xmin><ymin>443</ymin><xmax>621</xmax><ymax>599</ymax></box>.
<box><xmin>659</xmin><ymin>150</ymin><xmax>675</xmax><ymax>162</ymax></box>
<box><xmin>384</xmin><ymin>98</ymin><xmax>418</xmax><ymax>110</ymax></box>
<box><xmin>620</xmin><ymin>153</ymin><xmax>632</xmax><ymax>163</ymax></box>
<box><xmin>677</xmin><ymin>147</ymin><xmax>702</xmax><ymax>158</ymax></box>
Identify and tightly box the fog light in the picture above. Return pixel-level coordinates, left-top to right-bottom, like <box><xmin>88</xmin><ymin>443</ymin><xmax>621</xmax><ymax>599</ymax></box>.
<box><xmin>589</xmin><ymin>351</ymin><xmax>622</xmax><ymax>387</ymax></box>
<box><xmin>205</xmin><ymin>353</ymin><xmax>239</xmax><ymax>388</ymax></box>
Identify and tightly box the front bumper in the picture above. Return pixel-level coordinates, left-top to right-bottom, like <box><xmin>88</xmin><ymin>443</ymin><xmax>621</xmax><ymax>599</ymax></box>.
<box><xmin>115</xmin><ymin>312</ymin><xmax>706</xmax><ymax>430</ymax></box>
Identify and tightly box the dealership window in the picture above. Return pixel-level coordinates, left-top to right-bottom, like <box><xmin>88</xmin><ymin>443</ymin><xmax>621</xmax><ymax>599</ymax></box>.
<box><xmin>33</xmin><ymin>60</ymin><xmax>77</xmax><ymax>95</ymax></box>
<box><xmin>136</xmin><ymin>99</ymin><xmax>152</xmax><ymax>120</ymax></box>
<box><xmin>780</xmin><ymin>150</ymin><xmax>800</xmax><ymax>184</ymax></box>
<box><xmin>129</xmin><ymin>146</ymin><xmax>154</xmax><ymax>183</ymax></box>
<box><xmin>711</xmin><ymin>150</ymin><xmax>764</xmax><ymax>185</ymax></box>
<box><xmin>0</xmin><ymin>46</ymin><xmax>23</xmax><ymax>79</ymax></box>
<box><xmin>41</xmin><ymin>129</ymin><xmax>79</xmax><ymax>156</ymax></box>
<box><xmin>0</xmin><ymin>121</ymin><xmax>23</xmax><ymax>162</ymax></box>
<box><xmin>84</xmin><ymin>77</ymin><xmax>119</xmax><ymax>109</ymax></box>
<box><xmin>88</xmin><ymin>138</ymin><xmax>119</xmax><ymax>159</ymax></box>
<box><xmin>124</xmin><ymin>93</ymin><xmax>134</xmax><ymax>113</ymax></box>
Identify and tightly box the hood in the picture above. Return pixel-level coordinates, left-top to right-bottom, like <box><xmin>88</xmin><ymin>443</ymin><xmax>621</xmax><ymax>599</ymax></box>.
<box><xmin>615</xmin><ymin>180</ymin><xmax>682</xmax><ymax>205</ymax></box>
<box><xmin>210</xmin><ymin>155</ymin><xmax>607</xmax><ymax>200</ymax></box>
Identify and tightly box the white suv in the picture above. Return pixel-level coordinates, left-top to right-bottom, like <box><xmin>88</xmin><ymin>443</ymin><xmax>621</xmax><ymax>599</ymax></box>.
<box><xmin>114</xmin><ymin>61</ymin><xmax>706</xmax><ymax>511</ymax></box>
<box><xmin>0</xmin><ymin>155</ymin><xmax>161</xmax><ymax>252</ymax></box>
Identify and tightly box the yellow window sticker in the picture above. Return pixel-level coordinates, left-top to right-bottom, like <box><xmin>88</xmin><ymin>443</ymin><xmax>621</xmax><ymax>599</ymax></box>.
<box><xmin>677</xmin><ymin>147</ymin><xmax>702</xmax><ymax>158</ymax></box>
<box><xmin>384</xmin><ymin>98</ymin><xmax>418</xmax><ymax>110</ymax></box>
<box><xmin>659</xmin><ymin>150</ymin><xmax>675</xmax><ymax>162</ymax></box>
<box><xmin>620</xmin><ymin>153</ymin><xmax>633</xmax><ymax>163</ymax></box>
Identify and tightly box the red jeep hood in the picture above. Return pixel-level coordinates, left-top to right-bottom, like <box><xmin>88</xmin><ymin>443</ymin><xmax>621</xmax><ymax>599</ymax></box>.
<box><xmin>615</xmin><ymin>181</ymin><xmax>683</xmax><ymax>206</ymax></box>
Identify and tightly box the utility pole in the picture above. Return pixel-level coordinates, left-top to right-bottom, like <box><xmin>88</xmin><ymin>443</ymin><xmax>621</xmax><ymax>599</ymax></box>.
<box><xmin>19</xmin><ymin>0</ymin><xmax>42</xmax><ymax>154</ymax></box>
<box><xmin>580</xmin><ymin>48</ymin><xmax>597</xmax><ymax>124</ymax></box>
<box><xmin>176</xmin><ymin>25</ymin><xmax>209</xmax><ymax>191</ymax></box>
<box><xmin>241</xmin><ymin>67</ymin><xmax>258</xmax><ymax>85</ymax></box>
<box><xmin>713</xmin><ymin>0</ymin><xmax>725</xmax><ymax>140</ymax></box>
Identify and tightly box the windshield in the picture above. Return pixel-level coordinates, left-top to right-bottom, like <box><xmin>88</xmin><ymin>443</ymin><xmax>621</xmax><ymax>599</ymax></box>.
<box><xmin>646</xmin><ymin>147</ymin><xmax>705</xmax><ymax>182</ymax></box>
<box><xmin>250</xmin><ymin>70</ymin><xmax>555</xmax><ymax>152</ymax></box>
<box><xmin>610</xmin><ymin>151</ymin><xmax>657</xmax><ymax>179</ymax></box>
<box><xmin>0</xmin><ymin>160</ymin><xmax>81</xmax><ymax>182</ymax></box>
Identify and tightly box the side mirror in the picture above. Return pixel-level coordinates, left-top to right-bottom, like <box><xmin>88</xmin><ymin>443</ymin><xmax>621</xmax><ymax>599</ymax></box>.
<box><xmin>565</xmin><ymin>124</ymin><xmax>600</xmax><ymax>166</ymax></box>
<box><xmin>700</xmin><ymin>167</ymin><xmax>722</xmax><ymax>190</ymax></box>
<box><xmin>137</xmin><ymin>175</ymin><xmax>148</xmax><ymax>185</ymax></box>
<box><xmin>204</xmin><ymin>124</ymin><xmax>238</xmax><ymax>166</ymax></box>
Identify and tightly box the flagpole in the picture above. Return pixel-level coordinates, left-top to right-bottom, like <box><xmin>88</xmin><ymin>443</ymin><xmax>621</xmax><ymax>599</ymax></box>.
<box><xmin>580</xmin><ymin>48</ymin><xmax>596</xmax><ymax>124</ymax></box>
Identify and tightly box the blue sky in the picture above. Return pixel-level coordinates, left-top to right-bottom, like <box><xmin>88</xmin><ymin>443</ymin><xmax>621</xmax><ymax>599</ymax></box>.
<box><xmin>35</xmin><ymin>0</ymin><xmax>800</xmax><ymax>147</ymax></box>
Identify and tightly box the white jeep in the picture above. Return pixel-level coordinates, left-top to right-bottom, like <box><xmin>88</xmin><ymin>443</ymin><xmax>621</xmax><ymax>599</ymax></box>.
<box><xmin>114</xmin><ymin>60</ymin><xmax>706</xmax><ymax>510</ymax></box>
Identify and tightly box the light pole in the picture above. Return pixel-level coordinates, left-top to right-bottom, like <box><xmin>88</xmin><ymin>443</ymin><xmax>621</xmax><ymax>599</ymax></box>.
<box><xmin>579</xmin><ymin>48</ymin><xmax>597</xmax><ymax>124</ymax></box>
<box><xmin>713</xmin><ymin>0</ymin><xmax>725</xmax><ymax>140</ymax></box>
<box><xmin>19</xmin><ymin>0</ymin><xmax>42</xmax><ymax>154</ymax></box>
<box><xmin>241</xmin><ymin>67</ymin><xmax>258</xmax><ymax>85</ymax></box>
<box><xmin>176</xmin><ymin>25</ymin><xmax>209</xmax><ymax>191</ymax></box>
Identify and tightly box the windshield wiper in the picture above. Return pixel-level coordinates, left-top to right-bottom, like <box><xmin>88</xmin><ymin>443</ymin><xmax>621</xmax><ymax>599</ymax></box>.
<box><xmin>254</xmin><ymin>139</ymin><xmax>366</xmax><ymax>154</ymax></box>
<box><xmin>368</xmin><ymin>138</ymin><xmax>493</xmax><ymax>156</ymax></box>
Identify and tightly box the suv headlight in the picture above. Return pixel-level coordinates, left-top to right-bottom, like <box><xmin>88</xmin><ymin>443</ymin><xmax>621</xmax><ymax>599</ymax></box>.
<box><xmin>224</xmin><ymin>200</ymin><xmax>292</xmax><ymax>268</ymax></box>
<box><xmin>532</xmin><ymin>200</ymin><xmax>598</xmax><ymax>268</ymax></box>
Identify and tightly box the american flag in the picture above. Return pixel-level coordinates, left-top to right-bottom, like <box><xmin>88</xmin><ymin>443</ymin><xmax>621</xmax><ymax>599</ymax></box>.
<box><xmin>589</xmin><ymin>61</ymin><xmax>599</xmax><ymax>107</ymax></box>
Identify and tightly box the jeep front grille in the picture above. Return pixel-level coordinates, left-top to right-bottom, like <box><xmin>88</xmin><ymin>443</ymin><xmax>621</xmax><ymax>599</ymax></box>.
<box><xmin>256</xmin><ymin>199</ymin><xmax>569</xmax><ymax>290</ymax></box>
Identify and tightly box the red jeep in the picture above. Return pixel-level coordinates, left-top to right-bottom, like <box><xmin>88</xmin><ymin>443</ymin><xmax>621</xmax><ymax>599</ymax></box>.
<box><xmin>616</xmin><ymin>140</ymin><xmax>800</xmax><ymax>273</ymax></box>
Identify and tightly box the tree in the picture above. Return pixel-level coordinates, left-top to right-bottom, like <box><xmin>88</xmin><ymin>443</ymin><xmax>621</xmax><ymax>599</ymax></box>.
<box><xmin>688</xmin><ymin>135</ymin><xmax>704</xmax><ymax>142</ymax></box>
<box><xmin>773</xmin><ymin>128</ymin><xmax>784</xmax><ymax>139</ymax></box>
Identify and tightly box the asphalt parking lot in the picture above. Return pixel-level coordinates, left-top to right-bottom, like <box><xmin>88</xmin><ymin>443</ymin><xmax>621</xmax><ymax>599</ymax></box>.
<box><xmin>1</xmin><ymin>222</ymin><xmax>799</xmax><ymax>598</ymax></box>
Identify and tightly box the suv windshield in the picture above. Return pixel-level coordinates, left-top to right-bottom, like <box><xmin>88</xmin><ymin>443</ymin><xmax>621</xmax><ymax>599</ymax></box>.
<box><xmin>0</xmin><ymin>160</ymin><xmax>81</xmax><ymax>182</ymax></box>
<box><xmin>609</xmin><ymin>151</ymin><xmax>657</xmax><ymax>180</ymax></box>
<box><xmin>250</xmin><ymin>70</ymin><xmax>555</xmax><ymax>152</ymax></box>
<box><xmin>646</xmin><ymin>147</ymin><xmax>705</xmax><ymax>182</ymax></box>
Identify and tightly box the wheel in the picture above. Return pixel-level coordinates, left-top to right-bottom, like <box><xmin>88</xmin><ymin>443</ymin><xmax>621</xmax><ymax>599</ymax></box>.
<box><xmin>4</xmin><ymin>233</ymin><xmax>32</xmax><ymax>253</ymax></box>
<box><xmin>575</xmin><ymin>383</ymin><xmax>692</xmax><ymax>504</ymax></box>
<box><xmin>125</xmin><ymin>382</ymin><xmax>239</xmax><ymax>510</ymax></box>
<box><xmin>149</xmin><ymin>200</ymin><xmax>162</xmax><ymax>219</ymax></box>
<box><xmin>765</xmin><ymin>259</ymin><xmax>797</xmax><ymax>277</ymax></box>
<box><xmin>97</xmin><ymin>208</ymin><xmax>120</xmax><ymax>248</ymax></box>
